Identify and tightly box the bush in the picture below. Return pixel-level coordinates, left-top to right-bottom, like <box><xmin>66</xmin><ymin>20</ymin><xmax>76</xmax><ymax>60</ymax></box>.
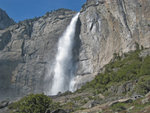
<box><xmin>136</xmin><ymin>76</ymin><xmax>150</xmax><ymax>95</ymax></box>
<box><xmin>8</xmin><ymin>94</ymin><xmax>60</xmax><ymax>113</ymax></box>
<box><xmin>140</xmin><ymin>56</ymin><xmax>150</xmax><ymax>76</ymax></box>
<box><xmin>62</xmin><ymin>101</ymin><xmax>75</xmax><ymax>111</ymax></box>
<box><xmin>111</xmin><ymin>102</ymin><xmax>126</xmax><ymax>112</ymax></box>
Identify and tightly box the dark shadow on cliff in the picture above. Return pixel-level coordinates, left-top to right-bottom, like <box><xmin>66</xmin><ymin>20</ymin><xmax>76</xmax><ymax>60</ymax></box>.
<box><xmin>0</xmin><ymin>60</ymin><xmax>19</xmax><ymax>101</ymax></box>
<box><xmin>72</xmin><ymin>17</ymin><xmax>81</xmax><ymax>77</ymax></box>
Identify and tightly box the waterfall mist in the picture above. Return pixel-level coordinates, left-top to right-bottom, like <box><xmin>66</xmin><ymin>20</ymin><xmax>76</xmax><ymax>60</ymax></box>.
<box><xmin>45</xmin><ymin>13</ymin><xmax>80</xmax><ymax>95</ymax></box>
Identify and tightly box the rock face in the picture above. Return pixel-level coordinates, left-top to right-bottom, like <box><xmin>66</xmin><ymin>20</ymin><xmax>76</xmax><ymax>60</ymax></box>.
<box><xmin>0</xmin><ymin>8</ymin><xmax>15</xmax><ymax>30</ymax></box>
<box><xmin>0</xmin><ymin>0</ymin><xmax>150</xmax><ymax>99</ymax></box>
<box><xmin>75</xmin><ymin>0</ymin><xmax>150</xmax><ymax>86</ymax></box>
<box><xmin>0</xmin><ymin>9</ymin><xmax>76</xmax><ymax>100</ymax></box>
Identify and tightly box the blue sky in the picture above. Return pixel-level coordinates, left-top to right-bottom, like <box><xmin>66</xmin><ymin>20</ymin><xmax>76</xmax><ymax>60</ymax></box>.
<box><xmin>0</xmin><ymin>0</ymin><xmax>86</xmax><ymax>22</ymax></box>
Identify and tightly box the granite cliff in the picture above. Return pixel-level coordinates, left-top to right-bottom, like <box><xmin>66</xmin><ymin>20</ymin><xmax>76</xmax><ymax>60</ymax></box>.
<box><xmin>75</xmin><ymin>0</ymin><xmax>150</xmax><ymax>86</ymax></box>
<box><xmin>0</xmin><ymin>0</ymin><xmax>150</xmax><ymax>100</ymax></box>
<box><xmin>0</xmin><ymin>8</ymin><xmax>15</xmax><ymax>30</ymax></box>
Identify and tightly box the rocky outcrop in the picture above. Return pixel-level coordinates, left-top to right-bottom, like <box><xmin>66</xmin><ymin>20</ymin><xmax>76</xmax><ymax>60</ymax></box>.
<box><xmin>75</xmin><ymin>0</ymin><xmax>150</xmax><ymax>87</ymax></box>
<box><xmin>0</xmin><ymin>100</ymin><xmax>9</xmax><ymax>109</ymax></box>
<box><xmin>0</xmin><ymin>9</ymin><xmax>76</xmax><ymax>100</ymax></box>
<box><xmin>0</xmin><ymin>8</ymin><xmax>15</xmax><ymax>30</ymax></box>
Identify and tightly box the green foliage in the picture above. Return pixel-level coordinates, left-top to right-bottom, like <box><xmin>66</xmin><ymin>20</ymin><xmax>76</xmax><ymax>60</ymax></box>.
<box><xmin>140</xmin><ymin>56</ymin><xmax>150</xmax><ymax>75</ymax></box>
<box><xmin>8</xmin><ymin>94</ymin><xmax>60</xmax><ymax>113</ymax></box>
<box><xmin>113</xmin><ymin>53</ymin><xmax>121</xmax><ymax>61</ymax></box>
<box><xmin>77</xmin><ymin>50</ymin><xmax>150</xmax><ymax>95</ymax></box>
<box><xmin>72</xmin><ymin>96</ymin><xmax>82</xmax><ymax>101</ymax></box>
<box><xmin>62</xmin><ymin>101</ymin><xmax>75</xmax><ymax>110</ymax></box>
<box><xmin>135</xmin><ymin>42</ymin><xmax>140</xmax><ymax>50</ymax></box>
<box><xmin>88</xmin><ymin>96</ymin><xmax>94</xmax><ymax>100</ymax></box>
<box><xmin>111</xmin><ymin>102</ymin><xmax>126</xmax><ymax>112</ymax></box>
<box><xmin>136</xmin><ymin>75</ymin><xmax>150</xmax><ymax>95</ymax></box>
<box><xmin>81</xmin><ymin>99</ymin><xmax>88</xmax><ymax>105</ymax></box>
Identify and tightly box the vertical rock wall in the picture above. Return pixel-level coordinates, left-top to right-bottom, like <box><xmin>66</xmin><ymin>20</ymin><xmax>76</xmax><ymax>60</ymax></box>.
<box><xmin>75</xmin><ymin>0</ymin><xmax>150</xmax><ymax>86</ymax></box>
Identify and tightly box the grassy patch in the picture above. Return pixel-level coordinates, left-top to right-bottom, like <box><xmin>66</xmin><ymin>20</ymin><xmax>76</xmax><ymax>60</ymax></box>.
<box><xmin>111</xmin><ymin>102</ymin><xmax>127</xmax><ymax>112</ymax></box>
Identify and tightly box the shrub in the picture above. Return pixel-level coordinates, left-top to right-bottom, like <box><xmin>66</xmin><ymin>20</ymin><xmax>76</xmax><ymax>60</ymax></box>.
<box><xmin>62</xmin><ymin>101</ymin><xmax>75</xmax><ymax>111</ymax></box>
<box><xmin>136</xmin><ymin>76</ymin><xmax>150</xmax><ymax>95</ymax></box>
<box><xmin>111</xmin><ymin>102</ymin><xmax>126</xmax><ymax>112</ymax></box>
<box><xmin>8</xmin><ymin>94</ymin><xmax>60</xmax><ymax>113</ymax></box>
<box><xmin>140</xmin><ymin>56</ymin><xmax>150</xmax><ymax>76</ymax></box>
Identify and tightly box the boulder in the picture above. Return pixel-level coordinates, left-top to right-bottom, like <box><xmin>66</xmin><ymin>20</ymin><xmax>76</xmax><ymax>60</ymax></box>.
<box><xmin>0</xmin><ymin>100</ymin><xmax>9</xmax><ymax>109</ymax></box>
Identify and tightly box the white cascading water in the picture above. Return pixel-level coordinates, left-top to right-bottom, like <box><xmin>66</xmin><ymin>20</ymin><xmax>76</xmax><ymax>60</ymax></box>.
<box><xmin>47</xmin><ymin>13</ymin><xmax>80</xmax><ymax>95</ymax></box>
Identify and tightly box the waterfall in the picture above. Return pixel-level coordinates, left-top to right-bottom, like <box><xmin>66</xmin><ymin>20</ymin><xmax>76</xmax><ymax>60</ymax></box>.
<box><xmin>46</xmin><ymin>13</ymin><xmax>80</xmax><ymax>95</ymax></box>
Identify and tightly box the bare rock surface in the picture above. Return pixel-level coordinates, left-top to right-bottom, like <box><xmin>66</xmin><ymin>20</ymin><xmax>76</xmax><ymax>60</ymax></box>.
<box><xmin>0</xmin><ymin>8</ymin><xmax>15</xmax><ymax>30</ymax></box>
